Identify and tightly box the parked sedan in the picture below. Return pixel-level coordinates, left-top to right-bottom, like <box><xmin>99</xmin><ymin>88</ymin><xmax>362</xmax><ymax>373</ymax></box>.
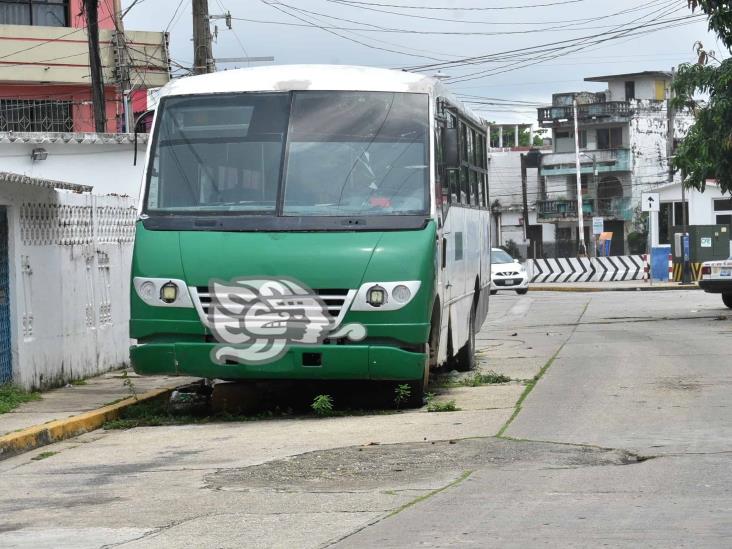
<box><xmin>698</xmin><ymin>257</ymin><xmax>732</xmax><ymax>309</ymax></box>
<box><xmin>490</xmin><ymin>248</ymin><xmax>529</xmax><ymax>295</ymax></box>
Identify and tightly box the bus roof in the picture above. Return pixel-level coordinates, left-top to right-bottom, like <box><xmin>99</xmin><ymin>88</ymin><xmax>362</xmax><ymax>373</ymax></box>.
<box><xmin>158</xmin><ymin>64</ymin><xmax>483</xmax><ymax>125</ymax></box>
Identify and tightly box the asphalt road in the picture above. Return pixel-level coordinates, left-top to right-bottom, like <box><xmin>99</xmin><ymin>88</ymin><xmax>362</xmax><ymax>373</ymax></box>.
<box><xmin>0</xmin><ymin>290</ymin><xmax>730</xmax><ymax>548</ymax></box>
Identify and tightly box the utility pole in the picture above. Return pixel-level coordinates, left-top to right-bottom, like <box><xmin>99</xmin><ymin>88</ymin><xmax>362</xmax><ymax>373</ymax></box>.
<box><xmin>572</xmin><ymin>98</ymin><xmax>586</xmax><ymax>256</ymax></box>
<box><xmin>193</xmin><ymin>0</ymin><xmax>214</xmax><ymax>74</ymax></box>
<box><xmin>84</xmin><ymin>0</ymin><xmax>106</xmax><ymax>133</ymax></box>
<box><xmin>520</xmin><ymin>152</ymin><xmax>529</xmax><ymax>244</ymax></box>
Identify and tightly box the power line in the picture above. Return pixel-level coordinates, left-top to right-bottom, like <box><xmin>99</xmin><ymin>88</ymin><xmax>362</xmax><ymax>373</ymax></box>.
<box><xmin>328</xmin><ymin>0</ymin><xmax>590</xmax><ymax>11</ymax></box>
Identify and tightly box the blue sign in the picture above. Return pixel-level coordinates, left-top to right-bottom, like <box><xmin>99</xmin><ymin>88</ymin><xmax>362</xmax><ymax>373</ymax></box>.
<box><xmin>683</xmin><ymin>234</ymin><xmax>690</xmax><ymax>262</ymax></box>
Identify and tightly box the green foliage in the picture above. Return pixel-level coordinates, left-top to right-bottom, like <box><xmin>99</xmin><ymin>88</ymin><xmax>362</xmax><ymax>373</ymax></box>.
<box><xmin>427</xmin><ymin>399</ymin><xmax>459</xmax><ymax>413</ymax></box>
<box><xmin>393</xmin><ymin>383</ymin><xmax>411</xmax><ymax>409</ymax></box>
<box><xmin>311</xmin><ymin>394</ymin><xmax>334</xmax><ymax>417</ymax></box>
<box><xmin>31</xmin><ymin>451</ymin><xmax>58</xmax><ymax>461</ymax></box>
<box><xmin>462</xmin><ymin>372</ymin><xmax>512</xmax><ymax>386</ymax></box>
<box><xmin>0</xmin><ymin>384</ymin><xmax>41</xmax><ymax>414</ymax></box>
<box><xmin>671</xmin><ymin>3</ymin><xmax>732</xmax><ymax>194</ymax></box>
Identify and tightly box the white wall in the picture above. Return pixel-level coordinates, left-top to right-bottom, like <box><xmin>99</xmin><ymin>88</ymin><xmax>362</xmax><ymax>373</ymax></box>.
<box><xmin>487</xmin><ymin>149</ymin><xmax>542</xmax><ymax>207</ymax></box>
<box><xmin>658</xmin><ymin>182</ymin><xmax>727</xmax><ymax>225</ymax></box>
<box><xmin>0</xmin><ymin>180</ymin><xmax>136</xmax><ymax>389</ymax></box>
<box><xmin>0</xmin><ymin>135</ymin><xmax>146</xmax><ymax>197</ymax></box>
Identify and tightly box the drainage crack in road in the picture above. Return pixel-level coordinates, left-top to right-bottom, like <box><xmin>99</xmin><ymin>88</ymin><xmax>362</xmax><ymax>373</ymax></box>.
<box><xmin>320</xmin><ymin>470</ymin><xmax>473</xmax><ymax>549</ymax></box>
<box><xmin>520</xmin><ymin>314</ymin><xmax>729</xmax><ymax>329</ymax></box>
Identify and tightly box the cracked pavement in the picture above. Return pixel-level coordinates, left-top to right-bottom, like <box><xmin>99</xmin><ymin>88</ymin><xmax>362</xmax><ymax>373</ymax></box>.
<box><xmin>0</xmin><ymin>290</ymin><xmax>730</xmax><ymax>548</ymax></box>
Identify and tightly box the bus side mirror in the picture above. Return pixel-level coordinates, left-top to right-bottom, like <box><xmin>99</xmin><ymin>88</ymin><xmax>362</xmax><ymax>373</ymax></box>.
<box><xmin>133</xmin><ymin>109</ymin><xmax>155</xmax><ymax>166</ymax></box>
<box><xmin>442</xmin><ymin>127</ymin><xmax>460</xmax><ymax>170</ymax></box>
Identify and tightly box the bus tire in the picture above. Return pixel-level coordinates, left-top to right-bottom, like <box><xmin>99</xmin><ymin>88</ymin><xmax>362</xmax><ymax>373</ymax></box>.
<box><xmin>723</xmin><ymin>293</ymin><xmax>732</xmax><ymax>309</ymax></box>
<box><xmin>402</xmin><ymin>355</ymin><xmax>429</xmax><ymax>408</ymax></box>
<box><xmin>454</xmin><ymin>302</ymin><xmax>476</xmax><ymax>372</ymax></box>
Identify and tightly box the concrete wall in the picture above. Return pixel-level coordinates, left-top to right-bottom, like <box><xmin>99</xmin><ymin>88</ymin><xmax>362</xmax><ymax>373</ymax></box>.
<box><xmin>0</xmin><ymin>134</ymin><xmax>146</xmax><ymax>196</ymax></box>
<box><xmin>0</xmin><ymin>182</ymin><xmax>136</xmax><ymax>389</ymax></box>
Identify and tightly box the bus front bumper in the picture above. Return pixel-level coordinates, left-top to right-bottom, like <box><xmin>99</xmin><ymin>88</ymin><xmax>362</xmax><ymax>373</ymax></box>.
<box><xmin>130</xmin><ymin>342</ymin><xmax>426</xmax><ymax>382</ymax></box>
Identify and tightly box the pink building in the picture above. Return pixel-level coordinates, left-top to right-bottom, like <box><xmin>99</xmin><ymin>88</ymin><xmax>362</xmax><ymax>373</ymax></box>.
<box><xmin>0</xmin><ymin>0</ymin><xmax>169</xmax><ymax>133</ymax></box>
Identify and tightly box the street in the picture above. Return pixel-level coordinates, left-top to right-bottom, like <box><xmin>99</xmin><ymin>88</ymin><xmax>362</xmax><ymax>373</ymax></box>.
<box><xmin>1</xmin><ymin>290</ymin><xmax>730</xmax><ymax>548</ymax></box>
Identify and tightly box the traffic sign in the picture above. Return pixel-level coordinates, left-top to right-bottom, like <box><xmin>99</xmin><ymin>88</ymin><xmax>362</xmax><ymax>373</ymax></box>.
<box><xmin>592</xmin><ymin>217</ymin><xmax>604</xmax><ymax>235</ymax></box>
<box><xmin>641</xmin><ymin>192</ymin><xmax>660</xmax><ymax>212</ymax></box>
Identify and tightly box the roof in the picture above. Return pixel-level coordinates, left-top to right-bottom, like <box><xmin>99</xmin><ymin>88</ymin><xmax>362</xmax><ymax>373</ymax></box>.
<box><xmin>0</xmin><ymin>172</ymin><xmax>92</xmax><ymax>193</ymax></box>
<box><xmin>0</xmin><ymin>132</ymin><xmax>148</xmax><ymax>145</ymax></box>
<box><xmin>584</xmin><ymin>71</ymin><xmax>672</xmax><ymax>83</ymax></box>
<box><xmin>162</xmin><ymin>64</ymin><xmax>440</xmax><ymax>96</ymax></box>
<box><xmin>156</xmin><ymin>64</ymin><xmax>482</xmax><ymax>124</ymax></box>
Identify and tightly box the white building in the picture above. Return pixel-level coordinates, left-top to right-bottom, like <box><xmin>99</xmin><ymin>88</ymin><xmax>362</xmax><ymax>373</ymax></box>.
<box><xmin>487</xmin><ymin>143</ymin><xmax>555</xmax><ymax>259</ymax></box>
<box><xmin>536</xmin><ymin>71</ymin><xmax>693</xmax><ymax>257</ymax></box>
<box><xmin>0</xmin><ymin>132</ymin><xmax>144</xmax><ymax>389</ymax></box>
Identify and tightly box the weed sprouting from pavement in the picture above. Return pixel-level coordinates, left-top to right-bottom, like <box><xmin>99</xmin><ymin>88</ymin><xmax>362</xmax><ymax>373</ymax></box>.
<box><xmin>121</xmin><ymin>370</ymin><xmax>138</xmax><ymax>400</ymax></box>
<box><xmin>394</xmin><ymin>384</ymin><xmax>412</xmax><ymax>409</ymax></box>
<box><xmin>461</xmin><ymin>372</ymin><xmax>512</xmax><ymax>386</ymax></box>
<box><xmin>426</xmin><ymin>392</ymin><xmax>460</xmax><ymax>412</ymax></box>
<box><xmin>311</xmin><ymin>394</ymin><xmax>335</xmax><ymax>417</ymax></box>
<box><xmin>0</xmin><ymin>384</ymin><xmax>41</xmax><ymax>414</ymax></box>
<box><xmin>31</xmin><ymin>451</ymin><xmax>58</xmax><ymax>461</ymax></box>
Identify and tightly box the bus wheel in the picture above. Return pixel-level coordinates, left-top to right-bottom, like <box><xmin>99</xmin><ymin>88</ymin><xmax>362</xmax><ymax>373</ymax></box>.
<box><xmin>402</xmin><ymin>356</ymin><xmax>429</xmax><ymax>408</ymax></box>
<box><xmin>723</xmin><ymin>293</ymin><xmax>732</xmax><ymax>309</ymax></box>
<box><xmin>454</xmin><ymin>303</ymin><xmax>476</xmax><ymax>371</ymax></box>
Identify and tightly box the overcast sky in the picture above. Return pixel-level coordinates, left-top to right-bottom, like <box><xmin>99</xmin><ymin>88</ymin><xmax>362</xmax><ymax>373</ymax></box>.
<box><xmin>122</xmin><ymin>0</ymin><xmax>722</xmax><ymax>124</ymax></box>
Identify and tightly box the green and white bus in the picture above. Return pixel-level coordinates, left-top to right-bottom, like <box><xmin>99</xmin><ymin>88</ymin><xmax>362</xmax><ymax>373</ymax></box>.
<box><xmin>131</xmin><ymin>65</ymin><xmax>491</xmax><ymax>405</ymax></box>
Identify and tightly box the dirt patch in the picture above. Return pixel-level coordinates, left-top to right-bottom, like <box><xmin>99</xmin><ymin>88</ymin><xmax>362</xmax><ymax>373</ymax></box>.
<box><xmin>205</xmin><ymin>438</ymin><xmax>642</xmax><ymax>493</ymax></box>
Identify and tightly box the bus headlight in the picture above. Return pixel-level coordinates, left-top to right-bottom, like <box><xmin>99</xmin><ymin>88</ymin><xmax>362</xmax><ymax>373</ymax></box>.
<box><xmin>366</xmin><ymin>285</ymin><xmax>387</xmax><ymax>307</ymax></box>
<box><xmin>160</xmin><ymin>282</ymin><xmax>178</xmax><ymax>304</ymax></box>
<box><xmin>133</xmin><ymin>277</ymin><xmax>193</xmax><ymax>308</ymax></box>
<box><xmin>352</xmin><ymin>281</ymin><xmax>421</xmax><ymax>311</ymax></box>
<box><xmin>392</xmin><ymin>284</ymin><xmax>411</xmax><ymax>304</ymax></box>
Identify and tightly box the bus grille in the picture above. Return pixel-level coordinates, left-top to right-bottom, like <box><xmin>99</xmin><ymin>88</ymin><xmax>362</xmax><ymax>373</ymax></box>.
<box><xmin>191</xmin><ymin>286</ymin><xmax>354</xmax><ymax>328</ymax></box>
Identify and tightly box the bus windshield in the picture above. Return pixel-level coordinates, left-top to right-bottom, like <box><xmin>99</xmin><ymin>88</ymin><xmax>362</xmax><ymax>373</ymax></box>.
<box><xmin>144</xmin><ymin>91</ymin><xmax>429</xmax><ymax>217</ymax></box>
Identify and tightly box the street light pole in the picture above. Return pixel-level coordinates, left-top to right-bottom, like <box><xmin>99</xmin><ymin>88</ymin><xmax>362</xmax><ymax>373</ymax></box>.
<box><xmin>573</xmin><ymin>98</ymin><xmax>587</xmax><ymax>256</ymax></box>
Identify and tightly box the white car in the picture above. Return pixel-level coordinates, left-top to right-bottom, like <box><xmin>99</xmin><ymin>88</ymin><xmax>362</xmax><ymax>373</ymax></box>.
<box><xmin>490</xmin><ymin>248</ymin><xmax>529</xmax><ymax>295</ymax></box>
<box><xmin>698</xmin><ymin>257</ymin><xmax>732</xmax><ymax>309</ymax></box>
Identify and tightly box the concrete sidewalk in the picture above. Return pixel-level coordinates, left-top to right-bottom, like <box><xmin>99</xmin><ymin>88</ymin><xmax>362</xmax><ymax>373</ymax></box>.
<box><xmin>0</xmin><ymin>370</ymin><xmax>196</xmax><ymax>458</ymax></box>
<box><xmin>529</xmin><ymin>280</ymin><xmax>699</xmax><ymax>292</ymax></box>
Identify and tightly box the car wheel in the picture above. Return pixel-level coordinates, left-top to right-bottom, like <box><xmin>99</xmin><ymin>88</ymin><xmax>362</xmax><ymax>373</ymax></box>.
<box><xmin>723</xmin><ymin>293</ymin><xmax>732</xmax><ymax>309</ymax></box>
<box><xmin>454</xmin><ymin>303</ymin><xmax>476</xmax><ymax>372</ymax></box>
<box><xmin>490</xmin><ymin>290</ymin><xmax>497</xmax><ymax>295</ymax></box>
<box><xmin>516</xmin><ymin>289</ymin><xmax>528</xmax><ymax>295</ymax></box>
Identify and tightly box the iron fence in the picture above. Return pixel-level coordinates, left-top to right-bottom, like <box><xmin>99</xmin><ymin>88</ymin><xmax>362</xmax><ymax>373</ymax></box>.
<box><xmin>0</xmin><ymin>99</ymin><xmax>74</xmax><ymax>133</ymax></box>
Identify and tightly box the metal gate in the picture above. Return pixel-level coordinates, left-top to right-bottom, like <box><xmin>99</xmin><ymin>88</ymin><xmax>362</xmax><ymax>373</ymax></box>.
<box><xmin>0</xmin><ymin>207</ymin><xmax>11</xmax><ymax>383</ymax></box>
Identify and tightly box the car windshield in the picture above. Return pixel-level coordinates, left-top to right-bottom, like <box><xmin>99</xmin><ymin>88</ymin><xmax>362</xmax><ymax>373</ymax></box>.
<box><xmin>491</xmin><ymin>250</ymin><xmax>514</xmax><ymax>264</ymax></box>
<box><xmin>144</xmin><ymin>91</ymin><xmax>429</xmax><ymax>216</ymax></box>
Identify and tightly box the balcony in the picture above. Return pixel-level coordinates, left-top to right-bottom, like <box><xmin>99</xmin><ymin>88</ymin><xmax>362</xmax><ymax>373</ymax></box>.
<box><xmin>540</xmin><ymin>148</ymin><xmax>631</xmax><ymax>177</ymax></box>
<box><xmin>537</xmin><ymin>101</ymin><xmax>633</xmax><ymax>127</ymax></box>
<box><xmin>536</xmin><ymin>197</ymin><xmax>633</xmax><ymax>222</ymax></box>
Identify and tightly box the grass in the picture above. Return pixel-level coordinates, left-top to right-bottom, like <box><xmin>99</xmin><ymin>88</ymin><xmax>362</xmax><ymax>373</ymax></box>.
<box><xmin>70</xmin><ymin>379</ymin><xmax>88</xmax><ymax>386</ymax></box>
<box><xmin>433</xmin><ymin>370</ymin><xmax>513</xmax><ymax>389</ymax></box>
<box><xmin>311</xmin><ymin>394</ymin><xmax>334</xmax><ymax>417</ymax></box>
<box><xmin>0</xmin><ymin>384</ymin><xmax>41</xmax><ymax>414</ymax></box>
<box><xmin>31</xmin><ymin>451</ymin><xmax>58</xmax><ymax>461</ymax></box>
<box><xmin>427</xmin><ymin>399</ymin><xmax>460</xmax><ymax>413</ymax></box>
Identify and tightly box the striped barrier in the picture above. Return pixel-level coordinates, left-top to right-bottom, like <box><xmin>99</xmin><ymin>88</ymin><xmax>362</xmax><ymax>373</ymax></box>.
<box><xmin>671</xmin><ymin>262</ymin><xmax>703</xmax><ymax>282</ymax></box>
<box><xmin>526</xmin><ymin>255</ymin><xmax>646</xmax><ymax>283</ymax></box>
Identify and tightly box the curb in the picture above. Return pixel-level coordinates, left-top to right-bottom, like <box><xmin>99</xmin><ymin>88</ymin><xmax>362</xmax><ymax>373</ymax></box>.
<box><xmin>529</xmin><ymin>284</ymin><xmax>700</xmax><ymax>293</ymax></box>
<box><xmin>0</xmin><ymin>386</ymin><xmax>174</xmax><ymax>461</ymax></box>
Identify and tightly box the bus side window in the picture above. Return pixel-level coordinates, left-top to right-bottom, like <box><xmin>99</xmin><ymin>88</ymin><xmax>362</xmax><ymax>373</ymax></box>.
<box><xmin>477</xmin><ymin>172</ymin><xmax>485</xmax><ymax>208</ymax></box>
<box><xmin>460</xmin><ymin>166</ymin><xmax>469</xmax><ymax>205</ymax></box>
<box><xmin>449</xmin><ymin>170</ymin><xmax>459</xmax><ymax>204</ymax></box>
<box><xmin>469</xmin><ymin>170</ymin><xmax>478</xmax><ymax>207</ymax></box>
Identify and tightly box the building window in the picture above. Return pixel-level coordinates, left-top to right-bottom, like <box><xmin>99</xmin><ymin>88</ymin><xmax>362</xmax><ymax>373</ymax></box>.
<box><xmin>0</xmin><ymin>0</ymin><xmax>68</xmax><ymax>27</ymax></box>
<box><xmin>713</xmin><ymin>198</ymin><xmax>732</xmax><ymax>211</ymax></box>
<box><xmin>0</xmin><ymin>99</ymin><xmax>73</xmax><ymax>132</ymax></box>
<box><xmin>717</xmin><ymin>214</ymin><xmax>732</xmax><ymax>226</ymax></box>
<box><xmin>596</xmin><ymin>127</ymin><xmax>623</xmax><ymax>149</ymax></box>
<box><xmin>625</xmin><ymin>81</ymin><xmax>635</xmax><ymax>100</ymax></box>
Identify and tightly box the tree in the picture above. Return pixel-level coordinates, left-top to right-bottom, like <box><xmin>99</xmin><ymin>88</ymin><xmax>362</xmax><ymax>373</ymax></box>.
<box><xmin>671</xmin><ymin>1</ymin><xmax>732</xmax><ymax>194</ymax></box>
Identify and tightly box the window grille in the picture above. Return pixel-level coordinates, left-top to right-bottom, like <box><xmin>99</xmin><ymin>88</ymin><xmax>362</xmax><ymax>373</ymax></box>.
<box><xmin>0</xmin><ymin>99</ymin><xmax>74</xmax><ymax>132</ymax></box>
